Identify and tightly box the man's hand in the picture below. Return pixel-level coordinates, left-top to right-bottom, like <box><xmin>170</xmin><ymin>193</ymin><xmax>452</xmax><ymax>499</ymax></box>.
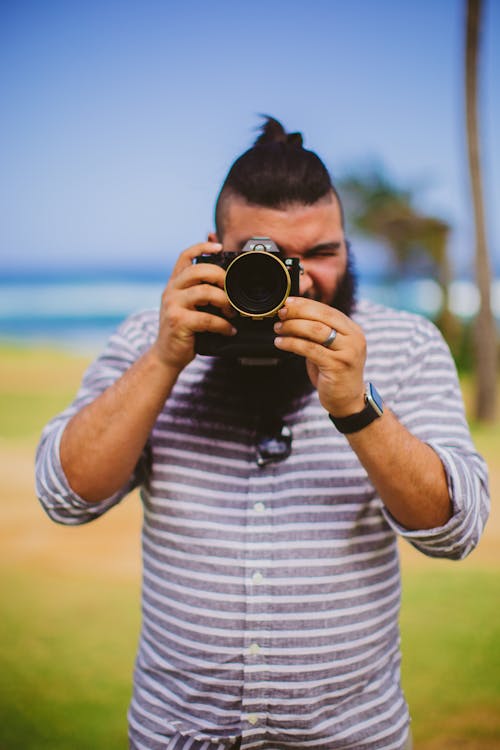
<box><xmin>60</xmin><ymin>241</ymin><xmax>237</xmax><ymax>503</ymax></box>
<box><xmin>273</xmin><ymin>296</ymin><xmax>367</xmax><ymax>417</ymax></box>
<box><xmin>273</xmin><ymin>295</ymin><xmax>452</xmax><ymax>530</ymax></box>
<box><xmin>150</xmin><ymin>242</ymin><xmax>237</xmax><ymax>373</ymax></box>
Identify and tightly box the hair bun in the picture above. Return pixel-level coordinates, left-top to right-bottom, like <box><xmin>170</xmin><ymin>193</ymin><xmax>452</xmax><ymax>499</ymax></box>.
<box><xmin>254</xmin><ymin>115</ymin><xmax>303</xmax><ymax>148</ymax></box>
<box><xmin>286</xmin><ymin>131</ymin><xmax>303</xmax><ymax>148</ymax></box>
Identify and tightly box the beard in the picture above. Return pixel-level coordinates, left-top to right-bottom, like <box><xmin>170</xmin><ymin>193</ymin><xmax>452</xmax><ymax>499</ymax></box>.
<box><xmin>198</xmin><ymin>248</ymin><xmax>358</xmax><ymax>434</ymax></box>
<box><xmin>316</xmin><ymin>245</ymin><xmax>357</xmax><ymax>318</ymax></box>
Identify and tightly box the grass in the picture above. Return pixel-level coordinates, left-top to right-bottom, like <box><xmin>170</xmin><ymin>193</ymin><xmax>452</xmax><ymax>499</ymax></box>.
<box><xmin>0</xmin><ymin>568</ymin><xmax>139</xmax><ymax>750</ymax></box>
<box><xmin>1</xmin><ymin>343</ymin><xmax>499</xmax><ymax>749</ymax></box>
<box><xmin>0</xmin><ymin>344</ymin><xmax>90</xmax><ymax>440</ymax></box>
<box><xmin>400</xmin><ymin>568</ymin><xmax>500</xmax><ymax>747</ymax></box>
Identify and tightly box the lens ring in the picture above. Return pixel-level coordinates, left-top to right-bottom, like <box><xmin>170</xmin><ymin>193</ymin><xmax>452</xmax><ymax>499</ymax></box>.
<box><xmin>224</xmin><ymin>251</ymin><xmax>291</xmax><ymax>317</ymax></box>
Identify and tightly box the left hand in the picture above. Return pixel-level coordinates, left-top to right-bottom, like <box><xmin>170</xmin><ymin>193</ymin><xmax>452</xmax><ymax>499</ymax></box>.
<box><xmin>273</xmin><ymin>297</ymin><xmax>367</xmax><ymax>417</ymax></box>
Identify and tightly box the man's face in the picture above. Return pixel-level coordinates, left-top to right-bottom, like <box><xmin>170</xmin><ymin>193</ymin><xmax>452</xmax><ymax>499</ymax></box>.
<box><xmin>215</xmin><ymin>193</ymin><xmax>348</xmax><ymax>307</ymax></box>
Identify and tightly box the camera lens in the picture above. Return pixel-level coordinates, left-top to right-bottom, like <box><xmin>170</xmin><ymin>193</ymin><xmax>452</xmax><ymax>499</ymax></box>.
<box><xmin>225</xmin><ymin>251</ymin><xmax>291</xmax><ymax>317</ymax></box>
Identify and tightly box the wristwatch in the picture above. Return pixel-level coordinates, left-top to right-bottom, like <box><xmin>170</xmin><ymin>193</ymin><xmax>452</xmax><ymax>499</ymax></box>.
<box><xmin>329</xmin><ymin>383</ymin><xmax>384</xmax><ymax>434</ymax></box>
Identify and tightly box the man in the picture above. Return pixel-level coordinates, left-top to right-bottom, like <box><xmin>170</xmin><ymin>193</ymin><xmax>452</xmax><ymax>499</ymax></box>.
<box><xmin>36</xmin><ymin>117</ymin><xmax>489</xmax><ymax>750</ymax></box>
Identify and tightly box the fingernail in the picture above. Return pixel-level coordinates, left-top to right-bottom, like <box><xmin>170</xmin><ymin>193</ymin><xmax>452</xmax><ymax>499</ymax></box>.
<box><xmin>274</xmin><ymin>321</ymin><xmax>282</xmax><ymax>332</ymax></box>
<box><xmin>278</xmin><ymin>307</ymin><xmax>288</xmax><ymax>319</ymax></box>
<box><xmin>274</xmin><ymin>337</ymin><xmax>282</xmax><ymax>347</ymax></box>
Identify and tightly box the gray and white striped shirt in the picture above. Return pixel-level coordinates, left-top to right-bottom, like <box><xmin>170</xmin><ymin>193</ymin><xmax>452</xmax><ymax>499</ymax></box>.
<box><xmin>36</xmin><ymin>299</ymin><xmax>489</xmax><ymax>750</ymax></box>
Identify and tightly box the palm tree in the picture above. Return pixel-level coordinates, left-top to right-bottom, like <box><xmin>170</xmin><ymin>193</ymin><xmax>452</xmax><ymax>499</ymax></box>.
<box><xmin>465</xmin><ymin>0</ymin><xmax>498</xmax><ymax>422</ymax></box>
<box><xmin>338</xmin><ymin>168</ymin><xmax>456</xmax><ymax>341</ymax></box>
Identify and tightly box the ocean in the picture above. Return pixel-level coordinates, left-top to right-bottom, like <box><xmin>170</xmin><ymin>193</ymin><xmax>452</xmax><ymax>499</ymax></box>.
<box><xmin>1</xmin><ymin>270</ymin><xmax>498</xmax><ymax>355</ymax></box>
<box><xmin>0</xmin><ymin>270</ymin><xmax>167</xmax><ymax>353</ymax></box>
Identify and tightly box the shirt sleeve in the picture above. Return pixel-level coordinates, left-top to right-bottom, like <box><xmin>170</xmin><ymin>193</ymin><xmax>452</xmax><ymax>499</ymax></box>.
<box><xmin>381</xmin><ymin>316</ymin><xmax>490</xmax><ymax>560</ymax></box>
<box><xmin>35</xmin><ymin>311</ymin><xmax>155</xmax><ymax>525</ymax></box>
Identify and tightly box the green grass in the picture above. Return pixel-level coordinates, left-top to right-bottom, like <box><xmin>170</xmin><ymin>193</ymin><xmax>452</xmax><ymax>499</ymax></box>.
<box><xmin>0</xmin><ymin>344</ymin><xmax>90</xmax><ymax>441</ymax></box>
<box><xmin>1</xmin><ymin>565</ymin><xmax>499</xmax><ymax>749</ymax></box>
<box><xmin>400</xmin><ymin>568</ymin><xmax>500</xmax><ymax>745</ymax></box>
<box><xmin>0</xmin><ymin>568</ymin><xmax>140</xmax><ymax>750</ymax></box>
<box><xmin>0</xmin><ymin>391</ymin><xmax>77</xmax><ymax>440</ymax></box>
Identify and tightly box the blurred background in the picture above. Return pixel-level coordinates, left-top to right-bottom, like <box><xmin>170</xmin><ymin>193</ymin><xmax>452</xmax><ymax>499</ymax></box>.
<box><xmin>0</xmin><ymin>0</ymin><xmax>499</xmax><ymax>354</ymax></box>
<box><xmin>1</xmin><ymin>1</ymin><xmax>499</xmax><ymax>749</ymax></box>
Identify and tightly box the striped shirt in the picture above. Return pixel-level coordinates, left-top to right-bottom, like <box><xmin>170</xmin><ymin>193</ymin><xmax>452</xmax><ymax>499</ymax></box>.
<box><xmin>35</xmin><ymin>299</ymin><xmax>489</xmax><ymax>750</ymax></box>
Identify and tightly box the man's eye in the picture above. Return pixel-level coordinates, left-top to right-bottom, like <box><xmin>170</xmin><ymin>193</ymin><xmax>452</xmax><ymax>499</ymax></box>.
<box><xmin>310</xmin><ymin>250</ymin><xmax>337</xmax><ymax>258</ymax></box>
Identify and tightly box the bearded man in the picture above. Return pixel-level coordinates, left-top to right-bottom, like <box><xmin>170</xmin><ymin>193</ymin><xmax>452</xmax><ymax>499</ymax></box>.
<box><xmin>36</xmin><ymin>117</ymin><xmax>489</xmax><ymax>750</ymax></box>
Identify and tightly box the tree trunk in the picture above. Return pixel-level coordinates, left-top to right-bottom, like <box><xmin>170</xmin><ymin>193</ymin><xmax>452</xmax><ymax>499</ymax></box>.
<box><xmin>465</xmin><ymin>0</ymin><xmax>498</xmax><ymax>421</ymax></box>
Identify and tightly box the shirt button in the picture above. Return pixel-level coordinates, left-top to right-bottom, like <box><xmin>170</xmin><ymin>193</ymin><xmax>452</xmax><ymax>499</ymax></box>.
<box><xmin>248</xmin><ymin>643</ymin><xmax>261</xmax><ymax>656</ymax></box>
<box><xmin>251</xmin><ymin>571</ymin><xmax>264</xmax><ymax>585</ymax></box>
<box><xmin>247</xmin><ymin>714</ymin><xmax>259</xmax><ymax>725</ymax></box>
<box><xmin>253</xmin><ymin>501</ymin><xmax>265</xmax><ymax>513</ymax></box>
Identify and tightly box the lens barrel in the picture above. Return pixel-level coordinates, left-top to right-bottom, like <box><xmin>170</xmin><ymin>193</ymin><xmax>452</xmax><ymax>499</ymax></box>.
<box><xmin>224</xmin><ymin>251</ymin><xmax>291</xmax><ymax>317</ymax></box>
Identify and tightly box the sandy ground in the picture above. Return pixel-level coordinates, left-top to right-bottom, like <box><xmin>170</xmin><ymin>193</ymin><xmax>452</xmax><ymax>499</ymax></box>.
<box><xmin>1</xmin><ymin>439</ymin><xmax>142</xmax><ymax>581</ymax></box>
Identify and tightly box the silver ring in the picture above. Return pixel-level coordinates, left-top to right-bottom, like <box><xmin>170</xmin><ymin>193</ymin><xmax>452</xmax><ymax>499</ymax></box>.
<box><xmin>322</xmin><ymin>328</ymin><xmax>337</xmax><ymax>348</ymax></box>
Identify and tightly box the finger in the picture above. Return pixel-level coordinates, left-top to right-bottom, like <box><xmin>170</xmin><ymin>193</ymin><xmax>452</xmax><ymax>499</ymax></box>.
<box><xmin>172</xmin><ymin>241</ymin><xmax>223</xmax><ymax>275</ymax></box>
<box><xmin>279</xmin><ymin>297</ymin><xmax>354</xmax><ymax>335</ymax></box>
<box><xmin>172</xmin><ymin>261</ymin><xmax>227</xmax><ymax>292</ymax></box>
<box><xmin>274</xmin><ymin>318</ymin><xmax>343</xmax><ymax>349</ymax></box>
<box><xmin>274</xmin><ymin>333</ymin><xmax>350</xmax><ymax>362</ymax></box>
<box><xmin>179</xmin><ymin>283</ymin><xmax>236</xmax><ymax>319</ymax></box>
<box><xmin>173</xmin><ymin>307</ymin><xmax>237</xmax><ymax>337</ymax></box>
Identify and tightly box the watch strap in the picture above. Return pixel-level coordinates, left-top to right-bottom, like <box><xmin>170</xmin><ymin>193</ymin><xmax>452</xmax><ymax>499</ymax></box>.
<box><xmin>329</xmin><ymin>383</ymin><xmax>383</xmax><ymax>434</ymax></box>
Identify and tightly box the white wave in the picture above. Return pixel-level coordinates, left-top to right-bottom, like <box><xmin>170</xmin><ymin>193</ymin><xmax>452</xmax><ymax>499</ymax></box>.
<box><xmin>0</xmin><ymin>282</ymin><xmax>164</xmax><ymax>318</ymax></box>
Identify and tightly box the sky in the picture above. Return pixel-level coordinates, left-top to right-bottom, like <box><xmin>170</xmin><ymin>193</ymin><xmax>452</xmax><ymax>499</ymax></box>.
<box><xmin>0</xmin><ymin>0</ymin><xmax>499</xmax><ymax>279</ymax></box>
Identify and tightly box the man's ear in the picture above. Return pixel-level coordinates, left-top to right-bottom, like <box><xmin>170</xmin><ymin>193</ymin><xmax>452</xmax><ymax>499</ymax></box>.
<box><xmin>207</xmin><ymin>231</ymin><xmax>219</xmax><ymax>243</ymax></box>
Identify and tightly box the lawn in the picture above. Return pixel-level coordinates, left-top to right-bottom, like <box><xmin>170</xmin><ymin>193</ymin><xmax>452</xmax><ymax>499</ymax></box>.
<box><xmin>0</xmin><ymin>344</ymin><xmax>499</xmax><ymax>749</ymax></box>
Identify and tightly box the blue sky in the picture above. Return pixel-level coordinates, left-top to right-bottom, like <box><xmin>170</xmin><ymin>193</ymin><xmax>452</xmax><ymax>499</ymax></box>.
<box><xmin>1</xmin><ymin>0</ymin><xmax>498</xmax><ymax>278</ymax></box>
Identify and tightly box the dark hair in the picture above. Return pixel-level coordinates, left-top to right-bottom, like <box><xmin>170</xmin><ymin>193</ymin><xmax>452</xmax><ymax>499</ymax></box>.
<box><xmin>215</xmin><ymin>116</ymin><xmax>343</xmax><ymax>235</ymax></box>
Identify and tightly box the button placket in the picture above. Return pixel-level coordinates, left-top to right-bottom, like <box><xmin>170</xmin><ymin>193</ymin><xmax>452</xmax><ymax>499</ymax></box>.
<box><xmin>251</xmin><ymin>570</ymin><xmax>264</xmax><ymax>585</ymax></box>
<box><xmin>241</xmin><ymin>471</ymin><xmax>273</xmax><ymax>735</ymax></box>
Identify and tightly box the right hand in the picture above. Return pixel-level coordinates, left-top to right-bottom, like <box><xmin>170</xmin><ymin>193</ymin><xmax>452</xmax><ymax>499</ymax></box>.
<box><xmin>150</xmin><ymin>242</ymin><xmax>237</xmax><ymax>372</ymax></box>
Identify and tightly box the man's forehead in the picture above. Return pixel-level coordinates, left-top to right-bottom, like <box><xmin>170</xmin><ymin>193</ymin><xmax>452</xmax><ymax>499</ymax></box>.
<box><xmin>224</xmin><ymin>192</ymin><xmax>337</xmax><ymax>214</ymax></box>
<box><xmin>221</xmin><ymin>194</ymin><xmax>342</xmax><ymax>237</ymax></box>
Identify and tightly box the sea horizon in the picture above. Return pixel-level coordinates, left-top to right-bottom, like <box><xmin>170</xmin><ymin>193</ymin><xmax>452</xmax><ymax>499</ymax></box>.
<box><xmin>1</xmin><ymin>268</ymin><xmax>499</xmax><ymax>355</ymax></box>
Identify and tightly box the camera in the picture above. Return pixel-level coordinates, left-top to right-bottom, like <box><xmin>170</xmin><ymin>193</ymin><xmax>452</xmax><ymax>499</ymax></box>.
<box><xmin>193</xmin><ymin>237</ymin><xmax>301</xmax><ymax>360</ymax></box>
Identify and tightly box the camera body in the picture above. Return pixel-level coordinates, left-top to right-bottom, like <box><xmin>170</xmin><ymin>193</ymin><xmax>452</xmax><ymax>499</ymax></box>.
<box><xmin>193</xmin><ymin>237</ymin><xmax>301</xmax><ymax>360</ymax></box>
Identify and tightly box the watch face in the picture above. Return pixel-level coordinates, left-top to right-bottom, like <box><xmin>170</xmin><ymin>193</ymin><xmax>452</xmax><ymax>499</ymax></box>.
<box><xmin>366</xmin><ymin>383</ymin><xmax>384</xmax><ymax>416</ymax></box>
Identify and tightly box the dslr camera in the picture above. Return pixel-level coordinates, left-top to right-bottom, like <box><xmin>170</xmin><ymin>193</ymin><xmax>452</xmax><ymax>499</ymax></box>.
<box><xmin>193</xmin><ymin>237</ymin><xmax>301</xmax><ymax>360</ymax></box>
